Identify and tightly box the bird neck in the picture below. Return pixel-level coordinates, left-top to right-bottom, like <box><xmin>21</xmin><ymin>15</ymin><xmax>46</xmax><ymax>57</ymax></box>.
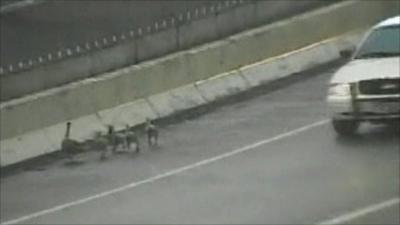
<box><xmin>65</xmin><ymin>123</ymin><xmax>71</xmax><ymax>139</ymax></box>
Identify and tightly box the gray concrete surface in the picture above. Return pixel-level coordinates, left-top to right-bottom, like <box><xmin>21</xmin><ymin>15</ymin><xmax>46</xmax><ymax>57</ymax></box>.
<box><xmin>1</xmin><ymin>63</ymin><xmax>398</xmax><ymax>224</ymax></box>
<box><xmin>3</xmin><ymin>0</ymin><xmax>398</xmax><ymax>102</ymax></box>
<box><xmin>0</xmin><ymin>1</ymin><xmax>340</xmax><ymax>101</ymax></box>
<box><xmin>0</xmin><ymin>0</ymin><xmax>333</xmax><ymax>67</ymax></box>
<box><xmin>0</xmin><ymin>0</ymin><xmax>216</xmax><ymax>65</ymax></box>
<box><xmin>0</xmin><ymin>25</ymin><xmax>363</xmax><ymax>166</ymax></box>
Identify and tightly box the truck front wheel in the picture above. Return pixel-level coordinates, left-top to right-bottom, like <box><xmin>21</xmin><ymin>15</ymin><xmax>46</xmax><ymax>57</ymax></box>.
<box><xmin>332</xmin><ymin>119</ymin><xmax>359</xmax><ymax>136</ymax></box>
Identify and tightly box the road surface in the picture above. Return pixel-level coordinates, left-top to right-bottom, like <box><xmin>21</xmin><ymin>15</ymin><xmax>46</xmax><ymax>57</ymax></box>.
<box><xmin>0</xmin><ymin>63</ymin><xmax>399</xmax><ymax>224</ymax></box>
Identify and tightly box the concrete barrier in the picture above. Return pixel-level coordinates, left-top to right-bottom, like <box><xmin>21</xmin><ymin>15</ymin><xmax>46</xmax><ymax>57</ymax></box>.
<box><xmin>147</xmin><ymin>93</ymin><xmax>176</xmax><ymax>118</ymax></box>
<box><xmin>1</xmin><ymin>1</ymin><xmax>336</xmax><ymax>102</ymax></box>
<box><xmin>239</xmin><ymin>57</ymin><xmax>288</xmax><ymax>88</ymax></box>
<box><xmin>148</xmin><ymin>84</ymin><xmax>206</xmax><ymax>117</ymax></box>
<box><xmin>196</xmin><ymin>71</ymin><xmax>249</xmax><ymax>102</ymax></box>
<box><xmin>136</xmin><ymin>28</ymin><xmax>177</xmax><ymax>62</ymax></box>
<box><xmin>97</xmin><ymin>99</ymin><xmax>158</xmax><ymax>131</ymax></box>
<box><xmin>1</xmin><ymin>1</ymin><xmax>399</xmax><ymax>167</ymax></box>
<box><xmin>178</xmin><ymin>15</ymin><xmax>218</xmax><ymax>48</ymax></box>
<box><xmin>0</xmin><ymin>39</ymin><xmax>139</xmax><ymax>101</ymax></box>
<box><xmin>43</xmin><ymin>114</ymin><xmax>105</xmax><ymax>149</ymax></box>
<box><xmin>215</xmin><ymin>3</ymin><xmax>255</xmax><ymax>38</ymax></box>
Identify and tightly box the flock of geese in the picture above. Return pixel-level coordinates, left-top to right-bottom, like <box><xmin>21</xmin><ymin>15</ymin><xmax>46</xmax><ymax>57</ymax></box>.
<box><xmin>61</xmin><ymin>119</ymin><xmax>159</xmax><ymax>162</ymax></box>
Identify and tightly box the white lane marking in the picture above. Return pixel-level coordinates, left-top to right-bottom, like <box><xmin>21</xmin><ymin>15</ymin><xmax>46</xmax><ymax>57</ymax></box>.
<box><xmin>316</xmin><ymin>197</ymin><xmax>400</xmax><ymax>225</ymax></box>
<box><xmin>1</xmin><ymin>119</ymin><xmax>328</xmax><ymax>225</ymax></box>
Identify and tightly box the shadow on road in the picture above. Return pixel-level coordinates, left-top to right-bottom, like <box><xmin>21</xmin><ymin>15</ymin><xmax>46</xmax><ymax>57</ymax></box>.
<box><xmin>335</xmin><ymin>123</ymin><xmax>400</xmax><ymax>148</ymax></box>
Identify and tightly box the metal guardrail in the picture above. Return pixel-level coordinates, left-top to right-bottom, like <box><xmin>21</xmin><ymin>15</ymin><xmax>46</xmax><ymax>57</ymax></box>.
<box><xmin>0</xmin><ymin>0</ymin><xmax>247</xmax><ymax>76</ymax></box>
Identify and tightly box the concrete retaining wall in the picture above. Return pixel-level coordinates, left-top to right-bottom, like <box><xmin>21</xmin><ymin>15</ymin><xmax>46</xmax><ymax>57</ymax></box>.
<box><xmin>1</xmin><ymin>0</ymin><xmax>399</xmax><ymax>167</ymax></box>
<box><xmin>0</xmin><ymin>1</ymin><xmax>336</xmax><ymax>101</ymax></box>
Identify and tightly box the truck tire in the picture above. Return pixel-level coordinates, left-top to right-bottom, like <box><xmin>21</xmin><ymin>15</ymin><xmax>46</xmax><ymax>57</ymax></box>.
<box><xmin>332</xmin><ymin>119</ymin><xmax>359</xmax><ymax>136</ymax></box>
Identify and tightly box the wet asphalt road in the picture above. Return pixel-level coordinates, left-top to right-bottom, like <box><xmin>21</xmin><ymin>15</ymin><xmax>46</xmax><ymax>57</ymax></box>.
<box><xmin>0</xmin><ymin>64</ymin><xmax>399</xmax><ymax>224</ymax></box>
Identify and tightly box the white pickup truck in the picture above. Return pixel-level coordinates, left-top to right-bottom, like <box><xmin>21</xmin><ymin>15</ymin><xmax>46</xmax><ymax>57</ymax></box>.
<box><xmin>327</xmin><ymin>15</ymin><xmax>400</xmax><ymax>136</ymax></box>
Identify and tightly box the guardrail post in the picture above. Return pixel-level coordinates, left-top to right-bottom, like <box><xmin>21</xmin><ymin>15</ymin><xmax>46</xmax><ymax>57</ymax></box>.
<box><xmin>154</xmin><ymin>22</ymin><xmax>159</xmax><ymax>31</ymax></box>
<box><xmin>66</xmin><ymin>49</ymin><xmax>72</xmax><ymax>56</ymax></box>
<box><xmin>120</xmin><ymin>34</ymin><xmax>126</xmax><ymax>40</ymax></box>
<box><xmin>132</xmin><ymin>30</ymin><xmax>138</xmax><ymax>64</ymax></box>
